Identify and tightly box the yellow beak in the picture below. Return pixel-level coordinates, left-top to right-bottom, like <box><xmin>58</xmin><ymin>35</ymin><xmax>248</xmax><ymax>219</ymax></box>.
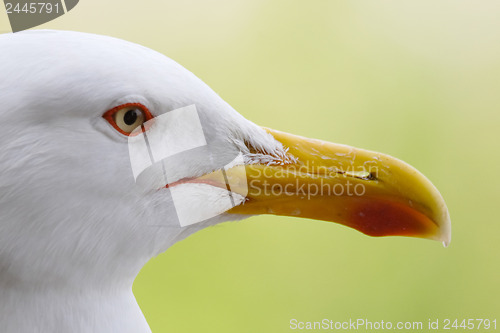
<box><xmin>213</xmin><ymin>128</ymin><xmax>450</xmax><ymax>245</ymax></box>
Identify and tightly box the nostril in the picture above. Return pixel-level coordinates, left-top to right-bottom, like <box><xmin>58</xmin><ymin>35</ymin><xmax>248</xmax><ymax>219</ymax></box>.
<box><xmin>342</xmin><ymin>170</ymin><xmax>377</xmax><ymax>181</ymax></box>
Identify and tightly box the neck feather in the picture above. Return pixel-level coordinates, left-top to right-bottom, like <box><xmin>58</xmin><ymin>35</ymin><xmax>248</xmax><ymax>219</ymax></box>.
<box><xmin>0</xmin><ymin>280</ymin><xmax>151</xmax><ymax>333</ymax></box>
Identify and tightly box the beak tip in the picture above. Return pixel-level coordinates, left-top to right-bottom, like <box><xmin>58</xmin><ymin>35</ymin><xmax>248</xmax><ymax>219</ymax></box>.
<box><xmin>438</xmin><ymin>206</ymin><xmax>452</xmax><ymax>247</ymax></box>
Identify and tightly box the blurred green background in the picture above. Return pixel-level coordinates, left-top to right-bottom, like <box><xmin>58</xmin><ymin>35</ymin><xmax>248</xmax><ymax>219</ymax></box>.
<box><xmin>2</xmin><ymin>1</ymin><xmax>499</xmax><ymax>332</ymax></box>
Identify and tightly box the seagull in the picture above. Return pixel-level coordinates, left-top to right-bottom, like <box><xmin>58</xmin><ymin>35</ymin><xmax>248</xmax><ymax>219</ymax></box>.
<box><xmin>0</xmin><ymin>30</ymin><xmax>450</xmax><ymax>333</ymax></box>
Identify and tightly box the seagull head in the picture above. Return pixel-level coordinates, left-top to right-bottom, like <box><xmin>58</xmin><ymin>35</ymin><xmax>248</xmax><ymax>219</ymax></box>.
<box><xmin>0</xmin><ymin>31</ymin><xmax>450</xmax><ymax>293</ymax></box>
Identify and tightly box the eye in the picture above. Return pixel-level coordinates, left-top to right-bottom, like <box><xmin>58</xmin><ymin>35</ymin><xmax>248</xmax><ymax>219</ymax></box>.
<box><xmin>103</xmin><ymin>103</ymin><xmax>153</xmax><ymax>136</ymax></box>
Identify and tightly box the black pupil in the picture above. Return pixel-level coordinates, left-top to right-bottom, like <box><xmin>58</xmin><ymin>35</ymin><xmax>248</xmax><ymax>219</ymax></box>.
<box><xmin>123</xmin><ymin>109</ymin><xmax>138</xmax><ymax>126</ymax></box>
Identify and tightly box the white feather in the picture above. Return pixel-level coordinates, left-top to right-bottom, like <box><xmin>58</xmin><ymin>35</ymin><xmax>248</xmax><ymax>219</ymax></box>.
<box><xmin>0</xmin><ymin>30</ymin><xmax>289</xmax><ymax>332</ymax></box>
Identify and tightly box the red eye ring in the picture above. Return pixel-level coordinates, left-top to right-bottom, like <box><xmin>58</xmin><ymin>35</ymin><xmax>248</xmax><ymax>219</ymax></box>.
<box><xmin>103</xmin><ymin>103</ymin><xmax>154</xmax><ymax>136</ymax></box>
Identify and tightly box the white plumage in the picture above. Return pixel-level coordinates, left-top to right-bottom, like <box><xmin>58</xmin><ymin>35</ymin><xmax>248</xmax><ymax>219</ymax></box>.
<box><xmin>0</xmin><ymin>30</ymin><xmax>285</xmax><ymax>332</ymax></box>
